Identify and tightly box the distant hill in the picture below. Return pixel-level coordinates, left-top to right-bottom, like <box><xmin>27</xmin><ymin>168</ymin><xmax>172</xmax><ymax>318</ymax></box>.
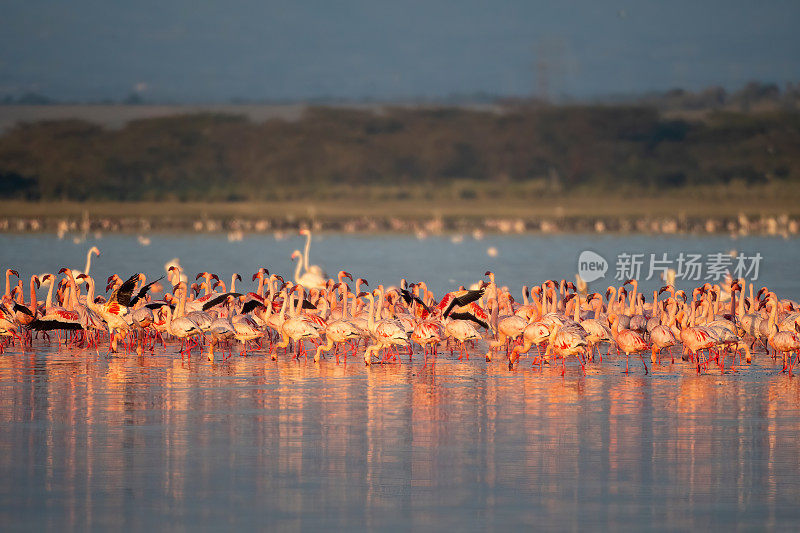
<box><xmin>0</xmin><ymin>88</ymin><xmax>798</xmax><ymax>202</ymax></box>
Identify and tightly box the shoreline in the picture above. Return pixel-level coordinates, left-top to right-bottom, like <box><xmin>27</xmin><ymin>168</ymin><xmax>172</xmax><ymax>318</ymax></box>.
<box><xmin>1</xmin><ymin>199</ymin><xmax>798</xmax><ymax>237</ymax></box>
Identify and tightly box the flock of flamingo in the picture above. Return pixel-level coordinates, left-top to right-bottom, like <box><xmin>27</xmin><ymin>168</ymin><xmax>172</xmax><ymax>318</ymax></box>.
<box><xmin>1</xmin><ymin>230</ymin><xmax>799</xmax><ymax>376</ymax></box>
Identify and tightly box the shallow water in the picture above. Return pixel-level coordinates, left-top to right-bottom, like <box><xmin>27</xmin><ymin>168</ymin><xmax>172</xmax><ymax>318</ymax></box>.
<box><xmin>1</xmin><ymin>233</ymin><xmax>800</xmax><ymax>529</ymax></box>
<box><xmin>1</xmin><ymin>343</ymin><xmax>800</xmax><ymax>530</ymax></box>
<box><xmin>1</xmin><ymin>232</ymin><xmax>798</xmax><ymax>296</ymax></box>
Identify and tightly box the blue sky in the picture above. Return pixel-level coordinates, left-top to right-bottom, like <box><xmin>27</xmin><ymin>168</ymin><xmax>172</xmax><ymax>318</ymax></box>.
<box><xmin>1</xmin><ymin>1</ymin><xmax>797</xmax><ymax>102</ymax></box>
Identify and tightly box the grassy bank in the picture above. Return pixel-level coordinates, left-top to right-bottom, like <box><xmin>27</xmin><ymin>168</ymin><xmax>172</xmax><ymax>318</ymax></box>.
<box><xmin>1</xmin><ymin>185</ymin><xmax>799</xmax><ymax>221</ymax></box>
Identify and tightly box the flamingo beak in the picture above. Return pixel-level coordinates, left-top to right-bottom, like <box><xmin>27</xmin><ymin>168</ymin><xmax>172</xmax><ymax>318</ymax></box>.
<box><xmin>58</xmin><ymin>267</ymin><xmax>69</xmax><ymax>274</ymax></box>
<box><xmin>10</xmin><ymin>269</ymin><xmax>19</xmax><ymax>278</ymax></box>
<box><xmin>343</xmin><ymin>271</ymin><xmax>353</xmax><ymax>281</ymax></box>
<box><xmin>252</xmin><ymin>273</ymin><xmax>259</xmax><ymax>281</ymax></box>
<box><xmin>196</xmin><ymin>273</ymin><xmax>205</xmax><ymax>280</ymax></box>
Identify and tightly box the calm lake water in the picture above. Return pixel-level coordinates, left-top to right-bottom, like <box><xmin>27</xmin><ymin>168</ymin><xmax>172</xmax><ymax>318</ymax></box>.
<box><xmin>1</xmin><ymin>232</ymin><xmax>800</xmax><ymax>530</ymax></box>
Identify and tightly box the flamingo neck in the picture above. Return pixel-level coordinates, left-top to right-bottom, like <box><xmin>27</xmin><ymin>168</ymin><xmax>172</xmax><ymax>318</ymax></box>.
<box><xmin>367</xmin><ymin>295</ymin><xmax>376</xmax><ymax>331</ymax></box>
<box><xmin>340</xmin><ymin>287</ymin><xmax>348</xmax><ymax>321</ymax></box>
<box><xmin>293</xmin><ymin>254</ymin><xmax>303</xmax><ymax>283</ymax></box>
<box><xmin>29</xmin><ymin>278</ymin><xmax>38</xmax><ymax>310</ymax></box>
<box><xmin>294</xmin><ymin>286</ymin><xmax>304</xmax><ymax>316</ymax></box>
<box><xmin>177</xmin><ymin>283</ymin><xmax>188</xmax><ymax>317</ymax></box>
<box><xmin>303</xmin><ymin>232</ymin><xmax>312</xmax><ymax>273</ymax></box>
<box><xmin>45</xmin><ymin>278</ymin><xmax>56</xmax><ymax>310</ymax></box>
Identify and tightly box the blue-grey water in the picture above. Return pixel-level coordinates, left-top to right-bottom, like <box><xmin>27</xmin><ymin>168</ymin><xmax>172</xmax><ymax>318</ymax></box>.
<box><xmin>1</xmin><ymin>232</ymin><xmax>800</xmax><ymax>530</ymax></box>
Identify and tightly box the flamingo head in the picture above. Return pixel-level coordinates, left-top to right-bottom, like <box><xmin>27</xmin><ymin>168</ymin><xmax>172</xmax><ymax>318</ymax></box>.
<box><xmin>357</xmin><ymin>278</ymin><xmax>369</xmax><ymax>287</ymax></box>
<box><xmin>90</xmin><ymin>246</ymin><xmax>100</xmax><ymax>256</ymax></box>
<box><xmin>195</xmin><ymin>272</ymin><xmax>206</xmax><ymax>280</ymax></box>
<box><xmin>234</xmin><ymin>273</ymin><xmax>242</xmax><ymax>282</ymax></box>
<box><xmin>290</xmin><ymin>250</ymin><xmax>301</xmax><ymax>260</ymax></box>
<box><xmin>58</xmin><ymin>267</ymin><xmax>71</xmax><ymax>275</ymax></box>
<box><xmin>299</xmin><ymin>228</ymin><xmax>310</xmax><ymax>236</ymax></box>
<box><xmin>339</xmin><ymin>271</ymin><xmax>353</xmax><ymax>282</ymax></box>
<box><xmin>32</xmin><ymin>276</ymin><xmax>40</xmax><ymax>290</ymax></box>
<box><xmin>622</xmin><ymin>278</ymin><xmax>634</xmax><ymax>286</ymax></box>
<box><xmin>7</xmin><ymin>269</ymin><xmax>19</xmax><ymax>278</ymax></box>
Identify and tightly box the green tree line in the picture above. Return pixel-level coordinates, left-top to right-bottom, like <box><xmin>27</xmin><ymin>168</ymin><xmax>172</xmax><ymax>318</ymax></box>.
<box><xmin>0</xmin><ymin>105</ymin><xmax>798</xmax><ymax>201</ymax></box>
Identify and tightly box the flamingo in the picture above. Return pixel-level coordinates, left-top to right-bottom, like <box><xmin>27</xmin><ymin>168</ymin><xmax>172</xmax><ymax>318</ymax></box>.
<box><xmin>444</xmin><ymin>316</ymin><xmax>483</xmax><ymax>360</ymax></box>
<box><xmin>580</xmin><ymin>293</ymin><xmax>613</xmax><ymax>361</ymax></box>
<box><xmin>761</xmin><ymin>294</ymin><xmax>800</xmax><ymax>373</ymax></box>
<box><xmin>299</xmin><ymin>228</ymin><xmax>328</xmax><ymax>279</ymax></box>
<box><xmin>207</xmin><ymin>314</ymin><xmax>236</xmax><ymax>361</ymax></box>
<box><xmin>158</xmin><ymin>298</ymin><xmax>203</xmax><ymax>355</ymax></box>
<box><xmin>273</xmin><ymin>285</ymin><xmax>322</xmax><ymax>360</ymax></box>
<box><xmin>363</xmin><ymin>290</ymin><xmax>409</xmax><ymax>365</ymax></box>
<box><xmin>314</xmin><ymin>284</ymin><xmax>364</xmax><ymax>363</ymax></box>
<box><xmin>545</xmin><ymin>323</ymin><xmax>589</xmax><ymax>376</ymax></box>
<box><xmin>30</xmin><ymin>273</ymin><xmax>82</xmax><ymax>338</ymax></box>
<box><xmin>609</xmin><ymin>313</ymin><xmax>649</xmax><ymax>374</ymax></box>
<box><xmin>291</xmin><ymin>250</ymin><xmax>326</xmax><ymax>290</ymax></box>
<box><xmin>73</xmin><ymin>246</ymin><xmax>100</xmax><ymax>283</ymax></box>
<box><xmin>78</xmin><ymin>272</ymin><xmax>137</xmax><ymax>352</ymax></box>
<box><xmin>649</xmin><ymin>300</ymin><xmax>678</xmax><ymax>364</ymax></box>
<box><xmin>678</xmin><ymin>302</ymin><xmax>717</xmax><ymax>373</ymax></box>
<box><xmin>411</xmin><ymin>318</ymin><xmax>443</xmax><ymax>366</ymax></box>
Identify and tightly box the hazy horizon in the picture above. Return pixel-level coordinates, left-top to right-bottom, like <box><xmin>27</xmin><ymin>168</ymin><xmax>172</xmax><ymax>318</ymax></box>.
<box><xmin>1</xmin><ymin>1</ymin><xmax>798</xmax><ymax>103</ymax></box>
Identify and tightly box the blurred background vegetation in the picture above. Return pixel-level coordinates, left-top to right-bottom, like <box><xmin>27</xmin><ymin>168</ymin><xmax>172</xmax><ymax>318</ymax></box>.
<box><xmin>0</xmin><ymin>82</ymin><xmax>798</xmax><ymax>206</ymax></box>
